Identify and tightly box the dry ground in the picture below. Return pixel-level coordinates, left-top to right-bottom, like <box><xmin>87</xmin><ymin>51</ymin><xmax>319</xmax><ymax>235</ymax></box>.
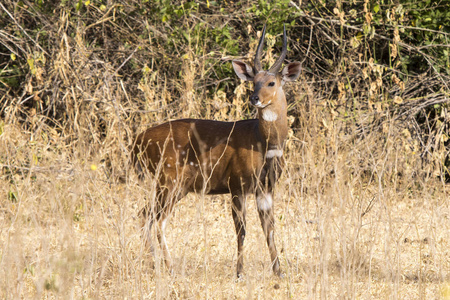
<box><xmin>1</xmin><ymin>120</ymin><xmax>449</xmax><ymax>299</ymax></box>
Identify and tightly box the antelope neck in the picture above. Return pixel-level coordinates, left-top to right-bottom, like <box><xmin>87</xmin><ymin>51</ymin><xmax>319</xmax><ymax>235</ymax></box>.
<box><xmin>257</xmin><ymin>93</ymin><xmax>288</xmax><ymax>150</ymax></box>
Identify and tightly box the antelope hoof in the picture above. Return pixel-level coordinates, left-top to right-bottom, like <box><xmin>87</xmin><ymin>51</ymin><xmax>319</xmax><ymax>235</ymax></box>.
<box><xmin>273</xmin><ymin>268</ymin><xmax>284</xmax><ymax>277</ymax></box>
<box><xmin>235</xmin><ymin>273</ymin><xmax>245</xmax><ymax>282</ymax></box>
<box><xmin>273</xmin><ymin>260</ymin><xmax>282</xmax><ymax>277</ymax></box>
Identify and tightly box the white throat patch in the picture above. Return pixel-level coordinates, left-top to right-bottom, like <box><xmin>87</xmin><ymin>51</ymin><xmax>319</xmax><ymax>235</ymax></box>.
<box><xmin>262</xmin><ymin>109</ymin><xmax>278</xmax><ymax>122</ymax></box>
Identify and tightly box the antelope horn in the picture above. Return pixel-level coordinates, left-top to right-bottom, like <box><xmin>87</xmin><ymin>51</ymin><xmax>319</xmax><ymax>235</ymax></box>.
<box><xmin>254</xmin><ymin>24</ymin><xmax>266</xmax><ymax>72</ymax></box>
<box><xmin>268</xmin><ymin>24</ymin><xmax>287</xmax><ymax>74</ymax></box>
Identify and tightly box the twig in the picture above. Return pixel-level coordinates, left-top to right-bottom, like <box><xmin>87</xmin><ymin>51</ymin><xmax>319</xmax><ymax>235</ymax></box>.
<box><xmin>0</xmin><ymin>30</ymin><xmax>23</xmax><ymax>57</ymax></box>
<box><xmin>361</xmin><ymin>195</ymin><xmax>376</xmax><ymax>217</ymax></box>
<box><xmin>0</xmin><ymin>164</ymin><xmax>76</xmax><ymax>174</ymax></box>
<box><xmin>396</xmin><ymin>24</ymin><xmax>450</xmax><ymax>36</ymax></box>
<box><xmin>289</xmin><ymin>1</ymin><xmax>339</xmax><ymax>46</ymax></box>
<box><xmin>197</xmin><ymin>77</ymin><xmax>230</xmax><ymax>89</ymax></box>
<box><xmin>114</xmin><ymin>47</ymin><xmax>138</xmax><ymax>74</ymax></box>
<box><xmin>0</xmin><ymin>2</ymin><xmax>49</xmax><ymax>56</ymax></box>
<box><xmin>301</xmin><ymin>23</ymin><xmax>314</xmax><ymax>65</ymax></box>
<box><xmin>85</xmin><ymin>4</ymin><xmax>118</xmax><ymax>30</ymax></box>
<box><xmin>85</xmin><ymin>17</ymin><xmax>114</xmax><ymax>31</ymax></box>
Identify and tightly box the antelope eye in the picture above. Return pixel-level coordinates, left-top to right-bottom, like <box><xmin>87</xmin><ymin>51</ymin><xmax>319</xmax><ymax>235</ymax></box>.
<box><xmin>268</xmin><ymin>82</ymin><xmax>275</xmax><ymax>87</ymax></box>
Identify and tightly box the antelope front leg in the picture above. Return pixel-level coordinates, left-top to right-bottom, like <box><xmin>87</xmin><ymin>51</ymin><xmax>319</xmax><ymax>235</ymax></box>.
<box><xmin>231</xmin><ymin>192</ymin><xmax>247</xmax><ymax>278</ymax></box>
<box><xmin>256</xmin><ymin>190</ymin><xmax>281</xmax><ymax>276</ymax></box>
<box><xmin>156</xmin><ymin>217</ymin><xmax>172</xmax><ymax>273</ymax></box>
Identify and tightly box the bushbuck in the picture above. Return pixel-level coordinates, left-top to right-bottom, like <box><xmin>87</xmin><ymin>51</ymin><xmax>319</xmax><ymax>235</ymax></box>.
<box><xmin>132</xmin><ymin>25</ymin><xmax>301</xmax><ymax>277</ymax></box>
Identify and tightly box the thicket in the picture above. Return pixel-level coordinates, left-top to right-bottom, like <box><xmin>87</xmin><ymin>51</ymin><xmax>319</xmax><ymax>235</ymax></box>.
<box><xmin>1</xmin><ymin>0</ymin><xmax>449</xmax><ymax>180</ymax></box>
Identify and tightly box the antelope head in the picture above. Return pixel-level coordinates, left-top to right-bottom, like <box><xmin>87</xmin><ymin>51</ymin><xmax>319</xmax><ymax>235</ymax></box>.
<box><xmin>232</xmin><ymin>25</ymin><xmax>301</xmax><ymax>110</ymax></box>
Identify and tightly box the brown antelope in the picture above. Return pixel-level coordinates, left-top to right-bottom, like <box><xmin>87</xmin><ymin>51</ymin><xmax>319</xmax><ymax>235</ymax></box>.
<box><xmin>132</xmin><ymin>25</ymin><xmax>301</xmax><ymax>277</ymax></box>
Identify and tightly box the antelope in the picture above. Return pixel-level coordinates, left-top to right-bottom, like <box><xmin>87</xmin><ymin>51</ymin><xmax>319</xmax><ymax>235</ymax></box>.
<box><xmin>132</xmin><ymin>25</ymin><xmax>301</xmax><ymax>278</ymax></box>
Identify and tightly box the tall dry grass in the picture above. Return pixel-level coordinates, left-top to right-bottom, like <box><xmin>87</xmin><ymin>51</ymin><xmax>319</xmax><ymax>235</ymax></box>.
<box><xmin>2</xmin><ymin>68</ymin><xmax>449</xmax><ymax>298</ymax></box>
<box><xmin>1</xmin><ymin>1</ymin><xmax>450</xmax><ymax>299</ymax></box>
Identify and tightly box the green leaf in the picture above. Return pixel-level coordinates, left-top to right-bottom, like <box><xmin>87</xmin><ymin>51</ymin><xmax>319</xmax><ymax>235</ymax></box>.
<box><xmin>27</xmin><ymin>58</ymin><xmax>36</xmax><ymax>74</ymax></box>
<box><xmin>8</xmin><ymin>191</ymin><xmax>18</xmax><ymax>203</ymax></box>
<box><xmin>75</xmin><ymin>0</ymin><xmax>82</xmax><ymax>11</ymax></box>
<box><xmin>373</xmin><ymin>4</ymin><xmax>380</xmax><ymax>14</ymax></box>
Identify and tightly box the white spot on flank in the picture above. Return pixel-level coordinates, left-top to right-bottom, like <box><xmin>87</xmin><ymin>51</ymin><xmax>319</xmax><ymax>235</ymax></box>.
<box><xmin>266</xmin><ymin>149</ymin><xmax>283</xmax><ymax>158</ymax></box>
<box><xmin>257</xmin><ymin>193</ymin><xmax>273</xmax><ymax>211</ymax></box>
<box><xmin>262</xmin><ymin>109</ymin><xmax>278</xmax><ymax>122</ymax></box>
<box><xmin>181</xmin><ymin>150</ymin><xmax>186</xmax><ymax>155</ymax></box>
<box><xmin>166</xmin><ymin>163</ymin><xmax>171</xmax><ymax>167</ymax></box>
<box><xmin>173</xmin><ymin>179</ymin><xmax>177</xmax><ymax>183</ymax></box>
<box><xmin>177</xmin><ymin>144</ymin><xmax>181</xmax><ymax>148</ymax></box>
<box><xmin>189</xmin><ymin>161</ymin><xmax>194</xmax><ymax>166</ymax></box>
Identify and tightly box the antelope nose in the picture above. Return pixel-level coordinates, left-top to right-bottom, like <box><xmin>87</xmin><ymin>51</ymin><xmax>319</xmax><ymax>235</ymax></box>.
<box><xmin>250</xmin><ymin>95</ymin><xmax>260</xmax><ymax>105</ymax></box>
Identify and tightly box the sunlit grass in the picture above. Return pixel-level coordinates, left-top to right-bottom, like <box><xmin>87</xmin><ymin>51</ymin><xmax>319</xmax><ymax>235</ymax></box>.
<box><xmin>1</xmin><ymin>103</ymin><xmax>449</xmax><ymax>298</ymax></box>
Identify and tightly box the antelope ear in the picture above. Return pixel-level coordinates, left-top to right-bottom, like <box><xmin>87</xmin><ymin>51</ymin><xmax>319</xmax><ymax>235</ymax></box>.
<box><xmin>281</xmin><ymin>62</ymin><xmax>301</xmax><ymax>82</ymax></box>
<box><xmin>232</xmin><ymin>60</ymin><xmax>255</xmax><ymax>81</ymax></box>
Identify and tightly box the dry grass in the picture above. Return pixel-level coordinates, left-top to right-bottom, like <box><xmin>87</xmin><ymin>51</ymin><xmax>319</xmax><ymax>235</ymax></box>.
<box><xmin>1</xmin><ymin>92</ymin><xmax>450</xmax><ymax>299</ymax></box>
<box><xmin>1</xmin><ymin>1</ymin><xmax>450</xmax><ymax>298</ymax></box>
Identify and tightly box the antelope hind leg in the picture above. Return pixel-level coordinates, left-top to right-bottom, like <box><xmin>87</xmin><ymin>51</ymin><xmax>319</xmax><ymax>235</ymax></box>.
<box><xmin>231</xmin><ymin>192</ymin><xmax>247</xmax><ymax>278</ymax></box>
